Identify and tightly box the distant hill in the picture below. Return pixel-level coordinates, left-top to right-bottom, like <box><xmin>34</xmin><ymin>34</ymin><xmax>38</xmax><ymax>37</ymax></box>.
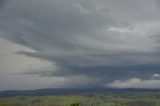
<box><xmin>0</xmin><ymin>88</ymin><xmax>160</xmax><ymax>97</ymax></box>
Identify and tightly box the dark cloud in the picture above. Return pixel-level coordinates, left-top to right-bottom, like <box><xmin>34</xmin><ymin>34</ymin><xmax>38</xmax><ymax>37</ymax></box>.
<box><xmin>0</xmin><ymin>0</ymin><xmax>160</xmax><ymax>88</ymax></box>
<box><xmin>0</xmin><ymin>0</ymin><xmax>5</xmax><ymax>8</ymax></box>
<box><xmin>23</xmin><ymin>63</ymin><xmax>160</xmax><ymax>86</ymax></box>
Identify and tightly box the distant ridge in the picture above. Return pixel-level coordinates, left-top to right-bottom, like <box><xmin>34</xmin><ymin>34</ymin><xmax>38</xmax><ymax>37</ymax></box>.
<box><xmin>0</xmin><ymin>88</ymin><xmax>160</xmax><ymax>97</ymax></box>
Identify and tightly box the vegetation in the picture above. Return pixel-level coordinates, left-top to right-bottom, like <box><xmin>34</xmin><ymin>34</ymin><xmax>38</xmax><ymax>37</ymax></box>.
<box><xmin>0</xmin><ymin>93</ymin><xmax>160</xmax><ymax>106</ymax></box>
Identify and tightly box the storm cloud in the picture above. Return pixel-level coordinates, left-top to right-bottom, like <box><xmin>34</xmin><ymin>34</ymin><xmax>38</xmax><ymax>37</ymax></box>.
<box><xmin>0</xmin><ymin>0</ymin><xmax>160</xmax><ymax>89</ymax></box>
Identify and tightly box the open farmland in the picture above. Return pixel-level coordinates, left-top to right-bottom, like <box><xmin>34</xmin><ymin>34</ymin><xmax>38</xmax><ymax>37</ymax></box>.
<box><xmin>0</xmin><ymin>92</ymin><xmax>160</xmax><ymax>106</ymax></box>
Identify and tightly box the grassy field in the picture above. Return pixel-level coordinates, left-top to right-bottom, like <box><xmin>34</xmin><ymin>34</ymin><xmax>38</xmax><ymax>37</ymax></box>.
<box><xmin>0</xmin><ymin>93</ymin><xmax>160</xmax><ymax>106</ymax></box>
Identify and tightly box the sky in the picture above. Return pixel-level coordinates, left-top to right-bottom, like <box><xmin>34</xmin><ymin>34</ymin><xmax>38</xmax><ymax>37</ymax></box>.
<box><xmin>0</xmin><ymin>0</ymin><xmax>160</xmax><ymax>90</ymax></box>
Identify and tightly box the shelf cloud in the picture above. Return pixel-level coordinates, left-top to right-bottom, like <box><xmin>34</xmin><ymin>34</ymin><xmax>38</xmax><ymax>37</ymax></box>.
<box><xmin>0</xmin><ymin>0</ymin><xmax>160</xmax><ymax>89</ymax></box>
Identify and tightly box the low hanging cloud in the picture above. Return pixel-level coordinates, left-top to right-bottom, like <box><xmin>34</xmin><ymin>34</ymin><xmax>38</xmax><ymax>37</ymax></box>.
<box><xmin>0</xmin><ymin>0</ymin><xmax>160</xmax><ymax>88</ymax></box>
<box><xmin>108</xmin><ymin>74</ymin><xmax>160</xmax><ymax>89</ymax></box>
<box><xmin>108</xmin><ymin>77</ymin><xmax>160</xmax><ymax>89</ymax></box>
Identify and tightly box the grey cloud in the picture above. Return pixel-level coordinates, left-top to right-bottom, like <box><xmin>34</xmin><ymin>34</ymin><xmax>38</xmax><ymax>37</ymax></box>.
<box><xmin>0</xmin><ymin>0</ymin><xmax>5</xmax><ymax>7</ymax></box>
<box><xmin>108</xmin><ymin>78</ymin><xmax>160</xmax><ymax>89</ymax></box>
<box><xmin>1</xmin><ymin>0</ymin><xmax>160</xmax><ymax>88</ymax></box>
<box><xmin>23</xmin><ymin>63</ymin><xmax>160</xmax><ymax>88</ymax></box>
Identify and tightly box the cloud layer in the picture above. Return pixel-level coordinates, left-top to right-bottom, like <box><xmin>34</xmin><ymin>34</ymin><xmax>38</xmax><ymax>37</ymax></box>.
<box><xmin>0</xmin><ymin>0</ymin><xmax>160</xmax><ymax>89</ymax></box>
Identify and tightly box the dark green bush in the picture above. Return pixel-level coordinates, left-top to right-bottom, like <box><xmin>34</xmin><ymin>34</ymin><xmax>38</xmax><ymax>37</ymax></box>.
<box><xmin>70</xmin><ymin>102</ymin><xmax>80</xmax><ymax>106</ymax></box>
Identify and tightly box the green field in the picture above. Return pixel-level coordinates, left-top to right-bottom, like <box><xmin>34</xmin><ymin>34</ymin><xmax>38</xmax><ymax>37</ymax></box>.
<box><xmin>0</xmin><ymin>93</ymin><xmax>160</xmax><ymax>106</ymax></box>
